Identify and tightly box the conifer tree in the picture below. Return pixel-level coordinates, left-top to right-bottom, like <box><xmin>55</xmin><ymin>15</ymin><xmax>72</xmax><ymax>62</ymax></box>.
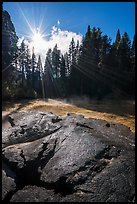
<box><xmin>60</xmin><ymin>55</ymin><xmax>66</xmax><ymax>80</ymax></box>
<box><xmin>68</xmin><ymin>38</ymin><xmax>76</xmax><ymax>68</ymax></box>
<box><xmin>75</xmin><ymin>40</ymin><xmax>80</xmax><ymax>64</ymax></box>
<box><xmin>130</xmin><ymin>35</ymin><xmax>135</xmax><ymax>72</ymax></box>
<box><xmin>19</xmin><ymin>40</ymin><xmax>26</xmax><ymax>86</ymax></box>
<box><xmin>118</xmin><ymin>32</ymin><xmax>131</xmax><ymax>71</ymax></box>
<box><xmin>114</xmin><ymin>29</ymin><xmax>121</xmax><ymax>49</ymax></box>
<box><xmin>64</xmin><ymin>52</ymin><xmax>69</xmax><ymax>77</ymax></box>
<box><xmin>25</xmin><ymin>45</ymin><xmax>32</xmax><ymax>86</ymax></box>
<box><xmin>52</xmin><ymin>44</ymin><xmax>61</xmax><ymax>79</ymax></box>
<box><xmin>31</xmin><ymin>47</ymin><xmax>37</xmax><ymax>89</ymax></box>
<box><xmin>35</xmin><ymin>55</ymin><xmax>43</xmax><ymax>96</ymax></box>
<box><xmin>83</xmin><ymin>25</ymin><xmax>91</xmax><ymax>56</ymax></box>
<box><xmin>37</xmin><ymin>55</ymin><xmax>42</xmax><ymax>81</ymax></box>
<box><xmin>44</xmin><ymin>49</ymin><xmax>54</xmax><ymax>98</ymax></box>
<box><xmin>99</xmin><ymin>34</ymin><xmax>111</xmax><ymax>67</ymax></box>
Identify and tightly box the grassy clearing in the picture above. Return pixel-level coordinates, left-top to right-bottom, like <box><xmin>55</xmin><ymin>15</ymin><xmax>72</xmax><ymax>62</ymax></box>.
<box><xmin>2</xmin><ymin>98</ymin><xmax>135</xmax><ymax>132</ymax></box>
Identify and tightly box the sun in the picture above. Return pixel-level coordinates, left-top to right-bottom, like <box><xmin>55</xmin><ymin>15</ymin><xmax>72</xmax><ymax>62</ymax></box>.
<box><xmin>32</xmin><ymin>32</ymin><xmax>43</xmax><ymax>43</ymax></box>
<box><xmin>31</xmin><ymin>29</ymin><xmax>45</xmax><ymax>52</ymax></box>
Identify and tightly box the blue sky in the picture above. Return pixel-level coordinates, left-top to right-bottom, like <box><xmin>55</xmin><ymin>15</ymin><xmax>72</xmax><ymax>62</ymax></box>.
<box><xmin>3</xmin><ymin>2</ymin><xmax>135</xmax><ymax>42</ymax></box>
<box><xmin>3</xmin><ymin>2</ymin><xmax>135</xmax><ymax>64</ymax></box>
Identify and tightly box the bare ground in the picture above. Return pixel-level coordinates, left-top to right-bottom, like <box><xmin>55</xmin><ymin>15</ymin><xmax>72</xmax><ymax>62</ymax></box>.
<box><xmin>2</xmin><ymin>98</ymin><xmax>135</xmax><ymax>132</ymax></box>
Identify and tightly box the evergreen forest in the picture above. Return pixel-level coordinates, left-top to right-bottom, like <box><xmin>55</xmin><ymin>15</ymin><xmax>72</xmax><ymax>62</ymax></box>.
<box><xmin>2</xmin><ymin>9</ymin><xmax>135</xmax><ymax>101</ymax></box>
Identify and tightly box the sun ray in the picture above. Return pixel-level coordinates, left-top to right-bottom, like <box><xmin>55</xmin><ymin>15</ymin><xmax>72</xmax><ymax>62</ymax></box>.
<box><xmin>17</xmin><ymin>5</ymin><xmax>35</xmax><ymax>34</ymax></box>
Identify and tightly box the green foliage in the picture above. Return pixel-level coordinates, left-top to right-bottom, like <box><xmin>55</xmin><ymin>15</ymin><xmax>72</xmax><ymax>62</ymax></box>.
<box><xmin>60</xmin><ymin>55</ymin><xmax>66</xmax><ymax>80</ymax></box>
<box><xmin>2</xmin><ymin>11</ymin><xmax>135</xmax><ymax>101</ymax></box>
<box><xmin>114</xmin><ymin>29</ymin><xmax>121</xmax><ymax>49</ymax></box>
<box><xmin>52</xmin><ymin>44</ymin><xmax>61</xmax><ymax>78</ymax></box>
<box><xmin>130</xmin><ymin>35</ymin><xmax>135</xmax><ymax>72</ymax></box>
<box><xmin>117</xmin><ymin>32</ymin><xmax>131</xmax><ymax>71</ymax></box>
<box><xmin>14</xmin><ymin>87</ymin><xmax>37</xmax><ymax>99</ymax></box>
<box><xmin>2</xmin><ymin>83</ymin><xmax>13</xmax><ymax>100</ymax></box>
<box><xmin>26</xmin><ymin>88</ymin><xmax>37</xmax><ymax>99</ymax></box>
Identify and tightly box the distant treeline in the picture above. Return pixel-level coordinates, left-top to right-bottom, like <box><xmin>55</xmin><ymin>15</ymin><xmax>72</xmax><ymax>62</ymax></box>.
<box><xmin>2</xmin><ymin>10</ymin><xmax>135</xmax><ymax>100</ymax></box>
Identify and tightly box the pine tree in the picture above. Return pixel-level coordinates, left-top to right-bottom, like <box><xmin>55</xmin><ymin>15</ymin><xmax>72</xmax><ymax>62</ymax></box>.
<box><xmin>37</xmin><ymin>55</ymin><xmax>42</xmax><ymax>81</ymax></box>
<box><xmin>25</xmin><ymin>45</ymin><xmax>32</xmax><ymax>86</ymax></box>
<box><xmin>94</xmin><ymin>27</ymin><xmax>102</xmax><ymax>63</ymax></box>
<box><xmin>83</xmin><ymin>25</ymin><xmax>91</xmax><ymax>56</ymax></box>
<box><xmin>114</xmin><ymin>29</ymin><xmax>121</xmax><ymax>49</ymax></box>
<box><xmin>99</xmin><ymin>34</ymin><xmax>111</xmax><ymax>67</ymax></box>
<box><xmin>108</xmin><ymin>29</ymin><xmax>121</xmax><ymax>71</ymax></box>
<box><xmin>60</xmin><ymin>55</ymin><xmax>66</xmax><ymax>80</ymax></box>
<box><xmin>130</xmin><ymin>35</ymin><xmax>135</xmax><ymax>72</ymax></box>
<box><xmin>52</xmin><ymin>44</ymin><xmax>61</xmax><ymax>79</ymax></box>
<box><xmin>44</xmin><ymin>49</ymin><xmax>53</xmax><ymax>98</ymax></box>
<box><xmin>19</xmin><ymin>40</ymin><xmax>26</xmax><ymax>86</ymax></box>
<box><xmin>35</xmin><ymin>55</ymin><xmax>43</xmax><ymax>96</ymax></box>
<box><xmin>68</xmin><ymin>38</ymin><xmax>76</xmax><ymax>77</ymax></box>
<box><xmin>64</xmin><ymin>52</ymin><xmax>69</xmax><ymax>77</ymax></box>
<box><xmin>82</xmin><ymin>26</ymin><xmax>102</xmax><ymax>64</ymax></box>
<box><xmin>31</xmin><ymin>47</ymin><xmax>37</xmax><ymax>89</ymax></box>
<box><xmin>75</xmin><ymin>40</ymin><xmax>80</xmax><ymax>64</ymax></box>
<box><xmin>129</xmin><ymin>35</ymin><xmax>135</xmax><ymax>95</ymax></box>
<box><xmin>118</xmin><ymin>32</ymin><xmax>131</xmax><ymax>71</ymax></box>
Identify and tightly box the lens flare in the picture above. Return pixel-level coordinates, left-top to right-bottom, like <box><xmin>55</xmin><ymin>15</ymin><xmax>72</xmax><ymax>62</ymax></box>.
<box><xmin>30</xmin><ymin>30</ymin><xmax>45</xmax><ymax>53</ymax></box>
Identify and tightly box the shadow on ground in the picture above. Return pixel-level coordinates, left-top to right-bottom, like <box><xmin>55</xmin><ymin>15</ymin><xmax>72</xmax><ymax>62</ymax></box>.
<box><xmin>66</xmin><ymin>97</ymin><xmax>135</xmax><ymax>118</ymax></box>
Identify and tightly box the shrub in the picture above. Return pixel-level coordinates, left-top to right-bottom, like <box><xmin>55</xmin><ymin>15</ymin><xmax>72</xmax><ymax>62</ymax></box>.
<box><xmin>14</xmin><ymin>87</ymin><xmax>37</xmax><ymax>99</ymax></box>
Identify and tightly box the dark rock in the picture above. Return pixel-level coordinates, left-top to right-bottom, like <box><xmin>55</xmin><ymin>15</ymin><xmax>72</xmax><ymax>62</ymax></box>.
<box><xmin>2</xmin><ymin>111</ymin><xmax>62</xmax><ymax>148</ymax></box>
<box><xmin>10</xmin><ymin>186</ymin><xmax>62</xmax><ymax>202</ymax></box>
<box><xmin>106</xmin><ymin>123</ymin><xmax>110</xmax><ymax>127</ymax></box>
<box><xmin>2</xmin><ymin>111</ymin><xmax>135</xmax><ymax>202</ymax></box>
<box><xmin>2</xmin><ymin>163</ymin><xmax>16</xmax><ymax>200</ymax></box>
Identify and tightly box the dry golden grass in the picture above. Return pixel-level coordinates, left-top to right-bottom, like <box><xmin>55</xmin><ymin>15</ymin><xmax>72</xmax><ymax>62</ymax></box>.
<box><xmin>2</xmin><ymin>98</ymin><xmax>135</xmax><ymax>132</ymax></box>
